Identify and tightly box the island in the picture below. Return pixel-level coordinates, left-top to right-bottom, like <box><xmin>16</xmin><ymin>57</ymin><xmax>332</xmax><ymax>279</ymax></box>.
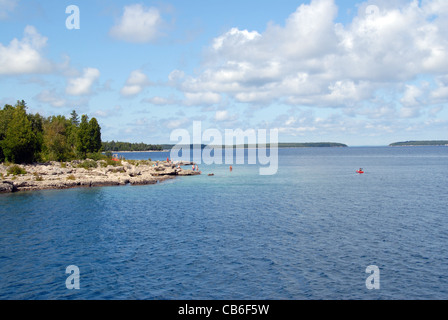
<box><xmin>389</xmin><ymin>141</ymin><xmax>448</xmax><ymax>147</ymax></box>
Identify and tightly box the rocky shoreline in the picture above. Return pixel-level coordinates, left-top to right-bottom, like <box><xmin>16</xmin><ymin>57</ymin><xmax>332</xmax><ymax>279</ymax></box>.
<box><xmin>0</xmin><ymin>160</ymin><xmax>200</xmax><ymax>193</ymax></box>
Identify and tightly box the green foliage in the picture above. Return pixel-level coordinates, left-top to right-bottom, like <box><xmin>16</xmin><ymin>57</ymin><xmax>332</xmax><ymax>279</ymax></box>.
<box><xmin>67</xmin><ymin>174</ymin><xmax>76</xmax><ymax>180</ymax></box>
<box><xmin>105</xmin><ymin>158</ymin><xmax>122</xmax><ymax>167</ymax></box>
<box><xmin>2</xmin><ymin>105</ymin><xmax>39</xmax><ymax>163</ymax></box>
<box><xmin>7</xmin><ymin>165</ymin><xmax>27</xmax><ymax>176</ymax></box>
<box><xmin>75</xmin><ymin>115</ymin><xmax>102</xmax><ymax>157</ymax></box>
<box><xmin>70</xmin><ymin>110</ymin><xmax>80</xmax><ymax>126</ymax></box>
<box><xmin>109</xmin><ymin>167</ymin><xmax>125</xmax><ymax>173</ymax></box>
<box><xmin>102</xmin><ymin>141</ymin><xmax>163</xmax><ymax>152</ymax></box>
<box><xmin>77</xmin><ymin>160</ymin><xmax>98</xmax><ymax>169</ymax></box>
<box><xmin>42</xmin><ymin>115</ymin><xmax>73</xmax><ymax>162</ymax></box>
<box><xmin>390</xmin><ymin>141</ymin><xmax>448</xmax><ymax>147</ymax></box>
<box><xmin>0</xmin><ymin>101</ymin><xmax>103</xmax><ymax>164</ymax></box>
<box><xmin>86</xmin><ymin>152</ymin><xmax>107</xmax><ymax>161</ymax></box>
<box><xmin>76</xmin><ymin>115</ymin><xmax>90</xmax><ymax>157</ymax></box>
<box><xmin>89</xmin><ymin>117</ymin><xmax>102</xmax><ymax>153</ymax></box>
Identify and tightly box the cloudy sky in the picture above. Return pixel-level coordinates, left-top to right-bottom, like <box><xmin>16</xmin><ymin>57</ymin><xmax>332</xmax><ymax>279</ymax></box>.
<box><xmin>1</xmin><ymin>0</ymin><xmax>447</xmax><ymax>146</ymax></box>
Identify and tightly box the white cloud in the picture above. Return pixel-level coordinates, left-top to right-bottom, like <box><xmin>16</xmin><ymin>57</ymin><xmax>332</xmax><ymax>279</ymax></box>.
<box><xmin>143</xmin><ymin>96</ymin><xmax>179</xmax><ymax>106</ymax></box>
<box><xmin>35</xmin><ymin>90</ymin><xmax>66</xmax><ymax>108</ymax></box>
<box><xmin>66</xmin><ymin>68</ymin><xmax>100</xmax><ymax>96</ymax></box>
<box><xmin>401</xmin><ymin>84</ymin><xmax>423</xmax><ymax>107</ymax></box>
<box><xmin>120</xmin><ymin>70</ymin><xmax>150</xmax><ymax>96</ymax></box>
<box><xmin>110</xmin><ymin>4</ymin><xmax>164</xmax><ymax>43</ymax></box>
<box><xmin>164</xmin><ymin>117</ymin><xmax>189</xmax><ymax>129</ymax></box>
<box><xmin>214</xmin><ymin>110</ymin><xmax>231</xmax><ymax>121</ymax></box>
<box><xmin>171</xmin><ymin>0</ymin><xmax>448</xmax><ymax>115</ymax></box>
<box><xmin>431</xmin><ymin>75</ymin><xmax>448</xmax><ymax>102</ymax></box>
<box><xmin>184</xmin><ymin>92</ymin><xmax>221</xmax><ymax>106</ymax></box>
<box><xmin>0</xmin><ymin>26</ymin><xmax>52</xmax><ymax>74</ymax></box>
<box><xmin>0</xmin><ymin>0</ymin><xmax>18</xmax><ymax>20</ymax></box>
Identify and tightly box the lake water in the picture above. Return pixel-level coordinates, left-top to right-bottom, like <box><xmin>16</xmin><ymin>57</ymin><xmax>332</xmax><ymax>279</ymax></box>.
<box><xmin>1</xmin><ymin>147</ymin><xmax>447</xmax><ymax>300</ymax></box>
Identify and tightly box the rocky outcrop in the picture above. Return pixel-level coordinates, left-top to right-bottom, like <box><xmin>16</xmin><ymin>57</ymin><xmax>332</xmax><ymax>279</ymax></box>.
<box><xmin>0</xmin><ymin>160</ymin><xmax>200</xmax><ymax>193</ymax></box>
<box><xmin>0</xmin><ymin>181</ymin><xmax>16</xmax><ymax>193</ymax></box>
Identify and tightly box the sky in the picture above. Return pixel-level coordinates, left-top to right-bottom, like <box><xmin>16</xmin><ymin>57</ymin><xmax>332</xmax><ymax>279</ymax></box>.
<box><xmin>0</xmin><ymin>0</ymin><xmax>447</xmax><ymax>146</ymax></box>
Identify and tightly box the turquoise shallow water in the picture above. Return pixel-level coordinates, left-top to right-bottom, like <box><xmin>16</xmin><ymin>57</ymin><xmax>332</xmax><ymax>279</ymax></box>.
<box><xmin>0</xmin><ymin>147</ymin><xmax>447</xmax><ymax>299</ymax></box>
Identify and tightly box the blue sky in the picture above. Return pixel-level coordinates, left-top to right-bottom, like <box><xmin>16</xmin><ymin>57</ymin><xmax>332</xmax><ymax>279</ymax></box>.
<box><xmin>1</xmin><ymin>0</ymin><xmax>447</xmax><ymax>146</ymax></box>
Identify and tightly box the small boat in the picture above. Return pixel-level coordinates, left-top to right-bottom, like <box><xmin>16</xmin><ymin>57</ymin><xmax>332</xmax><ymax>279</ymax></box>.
<box><xmin>208</xmin><ymin>173</ymin><xmax>214</xmax><ymax>176</ymax></box>
<box><xmin>357</xmin><ymin>169</ymin><xmax>364</xmax><ymax>174</ymax></box>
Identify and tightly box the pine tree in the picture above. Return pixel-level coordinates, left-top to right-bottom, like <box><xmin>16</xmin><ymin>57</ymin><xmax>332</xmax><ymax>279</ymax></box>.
<box><xmin>88</xmin><ymin>117</ymin><xmax>102</xmax><ymax>153</ymax></box>
<box><xmin>2</xmin><ymin>107</ymin><xmax>38</xmax><ymax>163</ymax></box>
<box><xmin>70</xmin><ymin>110</ymin><xmax>80</xmax><ymax>126</ymax></box>
<box><xmin>76</xmin><ymin>115</ymin><xmax>90</xmax><ymax>157</ymax></box>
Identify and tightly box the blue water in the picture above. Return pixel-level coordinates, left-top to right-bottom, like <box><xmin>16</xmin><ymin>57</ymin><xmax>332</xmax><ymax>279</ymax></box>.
<box><xmin>1</xmin><ymin>147</ymin><xmax>447</xmax><ymax>300</ymax></box>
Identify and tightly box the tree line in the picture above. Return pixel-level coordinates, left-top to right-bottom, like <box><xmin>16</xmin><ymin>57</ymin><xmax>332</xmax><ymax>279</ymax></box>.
<box><xmin>0</xmin><ymin>101</ymin><xmax>102</xmax><ymax>164</ymax></box>
<box><xmin>102</xmin><ymin>141</ymin><xmax>163</xmax><ymax>152</ymax></box>
<box><xmin>389</xmin><ymin>141</ymin><xmax>448</xmax><ymax>146</ymax></box>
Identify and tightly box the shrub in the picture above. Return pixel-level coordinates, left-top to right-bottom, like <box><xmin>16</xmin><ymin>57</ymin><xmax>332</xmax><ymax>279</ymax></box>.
<box><xmin>67</xmin><ymin>174</ymin><xmax>76</xmax><ymax>180</ymax></box>
<box><xmin>86</xmin><ymin>152</ymin><xmax>107</xmax><ymax>161</ymax></box>
<box><xmin>105</xmin><ymin>158</ymin><xmax>122</xmax><ymax>167</ymax></box>
<box><xmin>77</xmin><ymin>160</ymin><xmax>98</xmax><ymax>169</ymax></box>
<box><xmin>7</xmin><ymin>164</ymin><xmax>27</xmax><ymax>176</ymax></box>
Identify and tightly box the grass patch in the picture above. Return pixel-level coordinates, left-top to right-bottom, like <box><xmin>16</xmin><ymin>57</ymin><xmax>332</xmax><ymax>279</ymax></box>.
<box><xmin>7</xmin><ymin>165</ymin><xmax>27</xmax><ymax>176</ymax></box>
<box><xmin>105</xmin><ymin>158</ymin><xmax>122</xmax><ymax>167</ymax></box>
<box><xmin>67</xmin><ymin>174</ymin><xmax>76</xmax><ymax>181</ymax></box>
<box><xmin>77</xmin><ymin>160</ymin><xmax>98</xmax><ymax>170</ymax></box>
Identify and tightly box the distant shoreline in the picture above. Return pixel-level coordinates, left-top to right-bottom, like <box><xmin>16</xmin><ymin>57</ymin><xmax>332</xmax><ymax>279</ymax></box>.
<box><xmin>389</xmin><ymin>140</ymin><xmax>448</xmax><ymax>147</ymax></box>
<box><xmin>110</xmin><ymin>143</ymin><xmax>348</xmax><ymax>152</ymax></box>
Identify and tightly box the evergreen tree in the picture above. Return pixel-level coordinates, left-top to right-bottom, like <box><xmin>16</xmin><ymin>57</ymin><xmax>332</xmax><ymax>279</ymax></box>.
<box><xmin>70</xmin><ymin>110</ymin><xmax>80</xmax><ymax>126</ymax></box>
<box><xmin>88</xmin><ymin>117</ymin><xmax>102</xmax><ymax>153</ymax></box>
<box><xmin>76</xmin><ymin>115</ymin><xmax>90</xmax><ymax>157</ymax></box>
<box><xmin>1</xmin><ymin>105</ymin><xmax>20</xmax><ymax>162</ymax></box>
<box><xmin>2</xmin><ymin>106</ymin><xmax>38</xmax><ymax>163</ymax></box>
<box><xmin>43</xmin><ymin>116</ymin><xmax>71</xmax><ymax>161</ymax></box>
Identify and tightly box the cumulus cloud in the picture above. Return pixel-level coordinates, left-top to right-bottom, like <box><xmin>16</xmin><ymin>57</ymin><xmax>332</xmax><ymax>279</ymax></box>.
<box><xmin>66</xmin><ymin>68</ymin><xmax>100</xmax><ymax>96</ymax></box>
<box><xmin>184</xmin><ymin>92</ymin><xmax>222</xmax><ymax>106</ymax></box>
<box><xmin>214</xmin><ymin>110</ymin><xmax>230</xmax><ymax>121</ymax></box>
<box><xmin>35</xmin><ymin>89</ymin><xmax>66</xmax><ymax>108</ymax></box>
<box><xmin>110</xmin><ymin>4</ymin><xmax>164</xmax><ymax>43</ymax></box>
<box><xmin>0</xmin><ymin>0</ymin><xmax>17</xmax><ymax>20</ymax></box>
<box><xmin>171</xmin><ymin>0</ymin><xmax>448</xmax><ymax>116</ymax></box>
<box><xmin>431</xmin><ymin>75</ymin><xmax>448</xmax><ymax>102</ymax></box>
<box><xmin>142</xmin><ymin>96</ymin><xmax>179</xmax><ymax>106</ymax></box>
<box><xmin>120</xmin><ymin>70</ymin><xmax>151</xmax><ymax>96</ymax></box>
<box><xmin>0</xmin><ymin>26</ymin><xmax>52</xmax><ymax>74</ymax></box>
